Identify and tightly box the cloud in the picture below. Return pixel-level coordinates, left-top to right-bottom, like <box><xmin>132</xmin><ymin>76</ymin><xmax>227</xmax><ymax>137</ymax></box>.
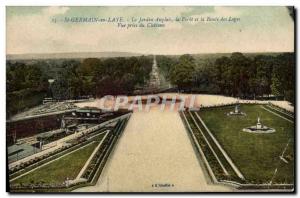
<box><xmin>213</xmin><ymin>7</ymin><xmax>241</xmax><ymax>17</ymax></box>
<box><xmin>42</xmin><ymin>6</ymin><xmax>70</xmax><ymax>16</ymax></box>
<box><xmin>6</xmin><ymin>6</ymin><xmax>294</xmax><ymax>55</ymax></box>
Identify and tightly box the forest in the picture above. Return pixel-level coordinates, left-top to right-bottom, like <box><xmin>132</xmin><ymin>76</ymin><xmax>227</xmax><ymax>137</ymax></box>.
<box><xmin>6</xmin><ymin>56</ymin><xmax>152</xmax><ymax>116</ymax></box>
<box><xmin>6</xmin><ymin>52</ymin><xmax>294</xmax><ymax>117</ymax></box>
<box><xmin>157</xmin><ymin>52</ymin><xmax>295</xmax><ymax>103</ymax></box>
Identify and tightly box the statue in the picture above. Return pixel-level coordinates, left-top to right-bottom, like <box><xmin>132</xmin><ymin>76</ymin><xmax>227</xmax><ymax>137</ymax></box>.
<box><xmin>227</xmin><ymin>103</ymin><xmax>246</xmax><ymax>116</ymax></box>
<box><xmin>243</xmin><ymin>116</ymin><xmax>275</xmax><ymax>133</ymax></box>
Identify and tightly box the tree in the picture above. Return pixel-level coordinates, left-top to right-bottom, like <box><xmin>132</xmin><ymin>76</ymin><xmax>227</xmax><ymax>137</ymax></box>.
<box><xmin>91</xmin><ymin>56</ymin><xmax>152</xmax><ymax>97</ymax></box>
<box><xmin>156</xmin><ymin>55</ymin><xmax>176</xmax><ymax>80</ymax></box>
<box><xmin>271</xmin><ymin>73</ymin><xmax>283</xmax><ymax>99</ymax></box>
<box><xmin>77</xmin><ymin>58</ymin><xmax>101</xmax><ymax>76</ymax></box>
<box><xmin>170</xmin><ymin>54</ymin><xmax>196</xmax><ymax>91</ymax></box>
<box><xmin>214</xmin><ymin>56</ymin><xmax>231</xmax><ymax>95</ymax></box>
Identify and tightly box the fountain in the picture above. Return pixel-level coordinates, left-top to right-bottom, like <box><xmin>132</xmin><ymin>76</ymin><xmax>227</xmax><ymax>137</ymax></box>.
<box><xmin>243</xmin><ymin>117</ymin><xmax>275</xmax><ymax>133</ymax></box>
<box><xmin>227</xmin><ymin>104</ymin><xmax>246</xmax><ymax>116</ymax></box>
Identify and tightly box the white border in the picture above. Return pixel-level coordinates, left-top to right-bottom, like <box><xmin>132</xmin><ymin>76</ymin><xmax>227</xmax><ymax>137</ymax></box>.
<box><xmin>1</xmin><ymin>1</ymin><xmax>299</xmax><ymax>197</ymax></box>
<box><xmin>1</xmin><ymin>0</ymin><xmax>298</xmax><ymax>6</ymax></box>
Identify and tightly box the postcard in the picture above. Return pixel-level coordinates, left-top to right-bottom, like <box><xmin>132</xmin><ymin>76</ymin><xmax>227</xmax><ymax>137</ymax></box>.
<box><xmin>6</xmin><ymin>6</ymin><xmax>295</xmax><ymax>193</ymax></box>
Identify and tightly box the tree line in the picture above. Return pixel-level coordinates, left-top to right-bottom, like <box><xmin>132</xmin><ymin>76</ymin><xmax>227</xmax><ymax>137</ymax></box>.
<box><xmin>6</xmin><ymin>56</ymin><xmax>152</xmax><ymax>116</ymax></box>
<box><xmin>6</xmin><ymin>52</ymin><xmax>294</xmax><ymax>116</ymax></box>
<box><xmin>50</xmin><ymin>56</ymin><xmax>152</xmax><ymax>99</ymax></box>
<box><xmin>157</xmin><ymin>52</ymin><xmax>295</xmax><ymax>104</ymax></box>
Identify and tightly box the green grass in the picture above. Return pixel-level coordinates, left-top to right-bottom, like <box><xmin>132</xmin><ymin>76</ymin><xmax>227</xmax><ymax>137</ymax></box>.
<box><xmin>12</xmin><ymin>141</ymin><xmax>100</xmax><ymax>185</ymax></box>
<box><xmin>198</xmin><ymin>104</ymin><xmax>294</xmax><ymax>184</ymax></box>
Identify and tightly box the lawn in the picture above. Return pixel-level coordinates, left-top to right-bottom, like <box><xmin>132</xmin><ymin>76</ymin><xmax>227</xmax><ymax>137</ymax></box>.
<box><xmin>12</xmin><ymin>140</ymin><xmax>101</xmax><ymax>185</ymax></box>
<box><xmin>198</xmin><ymin>104</ymin><xmax>294</xmax><ymax>184</ymax></box>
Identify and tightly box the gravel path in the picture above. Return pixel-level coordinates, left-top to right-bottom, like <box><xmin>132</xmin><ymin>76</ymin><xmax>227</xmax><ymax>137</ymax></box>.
<box><xmin>74</xmin><ymin>108</ymin><xmax>232</xmax><ymax>192</ymax></box>
<box><xmin>75</xmin><ymin>94</ymin><xmax>294</xmax><ymax>112</ymax></box>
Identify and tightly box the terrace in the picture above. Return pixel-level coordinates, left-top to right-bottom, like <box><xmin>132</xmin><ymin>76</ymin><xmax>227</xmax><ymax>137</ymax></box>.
<box><xmin>9</xmin><ymin>114</ymin><xmax>131</xmax><ymax>192</ymax></box>
<box><xmin>181</xmin><ymin>104</ymin><xmax>294</xmax><ymax>190</ymax></box>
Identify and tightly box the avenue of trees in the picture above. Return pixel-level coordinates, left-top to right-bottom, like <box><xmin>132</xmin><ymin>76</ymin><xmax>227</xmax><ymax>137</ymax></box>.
<box><xmin>157</xmin><ymin>52</ymin><xmax>295</xmax><ymax>104</ymax></box>
<box><xmin>6</xmin><ymin>52</ymin><xmax>294</xmax><ymax>116</ymax></box>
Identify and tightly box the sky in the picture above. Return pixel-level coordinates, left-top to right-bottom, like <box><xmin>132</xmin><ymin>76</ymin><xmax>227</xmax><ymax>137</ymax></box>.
<box><xmin>6</xmin><ymin>6</ymin><xmax>294</xmax><ymax>55</ymax></box>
